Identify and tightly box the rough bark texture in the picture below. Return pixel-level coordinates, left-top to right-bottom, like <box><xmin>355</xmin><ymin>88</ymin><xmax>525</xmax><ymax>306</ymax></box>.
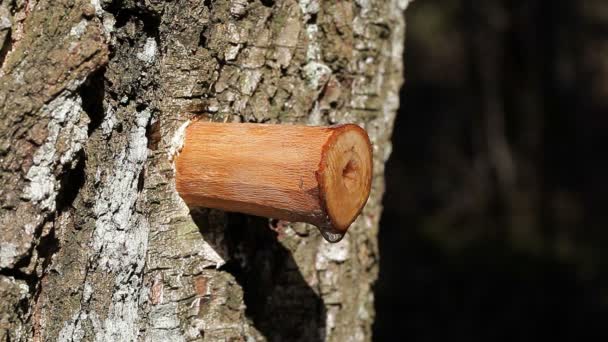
<box><xmin>0</xmin><ymin>0</ymin><xmax>409</xmax><ymax>340</ymax></box>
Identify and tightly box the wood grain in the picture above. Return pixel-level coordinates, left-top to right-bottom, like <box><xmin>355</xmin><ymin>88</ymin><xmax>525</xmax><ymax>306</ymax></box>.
<box><xmin>175</xmin><ymin>121</ymin><xmax>373</xmax><ymax>239</ymax></box>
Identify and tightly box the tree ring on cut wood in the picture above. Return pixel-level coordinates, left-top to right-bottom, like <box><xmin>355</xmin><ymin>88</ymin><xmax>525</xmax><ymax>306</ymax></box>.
<box><xmin>316</xmin><ymin>124</ymin><xmax>373</xmax><ymax>234</ymax></box>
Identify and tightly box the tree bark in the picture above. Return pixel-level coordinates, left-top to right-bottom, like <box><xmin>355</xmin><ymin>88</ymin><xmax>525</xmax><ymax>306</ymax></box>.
<box><xmin>0</xmin><ymin>0</ymin><xmax>409</xmax><ymax>341</ymax></box>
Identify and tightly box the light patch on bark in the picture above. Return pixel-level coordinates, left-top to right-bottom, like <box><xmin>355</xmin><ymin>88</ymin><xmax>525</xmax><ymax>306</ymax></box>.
<box><xmin>299</xmin><ymin>0</ymin><xmax>331</xmax><ymax>125</ymax></box>
<box><xmin>229</xmin><ymin>0</ymin><xmax>248</xmax><ymax>18</ymax></box>
<box><xmin>0</xmin><ymin>4</ymin><xmax>12</xmax><ymax>74</ymax></box>
<box><xmin>239</xmin><ymin>69</ymin><xmax>263</xmax><ymax>96</ymax></box>
<box><xmin>397</xmin><ymin>0</ymin><xmax>413</xmax><ymax>11</ymax></box>
<box><xmin>0</xmin><ymin>5</ymin><xmax>10</xmax><ymax>38</ymax></box>
<box><xmin>88</xmin><ymin>0</ymin><xmax>115</xmax><ymax>38</ymax></box>
<box><xmin>101</xmin><ymin>107</ymin><xmax>117</xmax><ymax>137</ymax></box>
<box><xmin>325</xmin><ymin>305</ymin><xmax>339</xmax><ymax>336</ymax></box>
<box><xmin>303</xmin><ymin>23</ymin><xmax>320</xmax><ymax>61</ymax></box>
<box><xmin>377</xmin><ymin>0</ymin><xmax>413</xmax><ymax>164</ymax></box>
<box><xmin>316</xmin><ymin>237</ymin><xmax>350</xmax><ymax>270</ymax></box>
<box><xmin>357</xmin><ymin>294</ymin><xmax>372</xmax><ymax>321</ymax></box>
<box><xmin>224</xmin><ymin>44</ymin><xmax>241</xmax><ymax>61</ymax></box>
<box><xmin>298</xmin><ymin>0</ymin><xmax>320</xmax><ymax>18</ymax></box>
<box><xmin>69</xmin><ymin>20</ymin><xmax>88</xmax><ymax>38</ymax></box>
<box><xmin>90</xmin><ymin>0</ymin><xmax>104</xmax><ymax>17</ymax></box>
<box><xmin>168</xmin><ymin>120</ymin><xmax>190</xmax><ymax>161</ymax></box>
<box><xmin>0</xmin><ymin>243</ymin><xmax>17</xmax><ymax>268</ymax></box>
<box><xmin>58</xmin><ymin>311</ymin><xmax>106</xmax><ymax>342</ymax></box>
<box><xmin>303</xmin><ymin>61</ymin><xmax>332</xmax><ymax>90</ymax></box>
<box><xmin>137</xmin><ymin>38</ymin><xmax>157</xmax><ymax>64</ymax></box>
<box><xmin>0</xmin><ymin>7</ymin><xmax>10</xmax><ymax>28</ymax></box>
<box><xmin>102</xmin><ymin>15</ymin><xmax>115</xmax><ymax>37</ymax></box>
<box><xmin>145</xmin><ymin>302</ymin><xmax>186</xmax><ymax>342</ymax></box>
<box><xmin>90</xmin><ymin>108</ymin><xmax>150</xmax><ymax>269</ymax></box>
<box><xmin>57</xmin><ymin>312</ymin><xmax>86</xmax><ymax>342</ymax></box>
<box><xmin>89</xmin><ymin>108</ymin><xmax>150</xmax><ymax>340</ymax></box>
<box><xmin>299</xmin><ymin>0</ymin><xmax>329</xmax><ymax>89</ymax></box>
<box><xmin>23</xmin><ymin>89</ymin><xmax>88</xmax><ymax>212</ymax></box>
<box><xmin>355</xmin><ymin>0</ymin><xmax>371</xmax><ymax>11</ymax></box>
<box><xmin>0</xmin><ymin>276</ymin><xmax>29</xmax><ymax>340</ymax></box>
<box><xmin>274</xmin><ymin>15</ymin><xmax>300</xmax><ymax>67</ymax></box>
<box><xmin>56</xmin><ymin>108</ymin><xmax>152</xmax><ymax>341</ymax></box>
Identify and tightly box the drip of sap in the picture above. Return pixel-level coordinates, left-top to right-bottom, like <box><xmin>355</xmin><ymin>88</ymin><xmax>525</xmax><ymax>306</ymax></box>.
<box><xmin>319</xmin><ymin>228</ymin><xmax>345</xmax><ymax>243</ymax></box>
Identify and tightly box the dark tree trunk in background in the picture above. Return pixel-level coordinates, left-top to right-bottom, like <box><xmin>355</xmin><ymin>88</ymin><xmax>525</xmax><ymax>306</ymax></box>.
<box><xmin>375</xmin><ymin>0</ymin><xmax>608</xmax><ymax>340</ymax></box>
<box><xmin>0</xmin><ymin>0</ymin><xmax>410</xmax><ymax>340</ymax></box>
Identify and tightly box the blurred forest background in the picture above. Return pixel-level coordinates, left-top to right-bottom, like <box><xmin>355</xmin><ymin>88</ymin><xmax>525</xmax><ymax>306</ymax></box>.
<box><xmin>375</xmin><ymin>0</ymin><xmax>608</xmax><ymax>340</ymax></box>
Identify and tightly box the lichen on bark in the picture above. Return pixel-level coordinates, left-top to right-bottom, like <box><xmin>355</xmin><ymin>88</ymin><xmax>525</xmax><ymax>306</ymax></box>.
<box><xmin>0</xmin><ymin>0</ymin><xmax>410</xmax><ymax>341</ymax></box>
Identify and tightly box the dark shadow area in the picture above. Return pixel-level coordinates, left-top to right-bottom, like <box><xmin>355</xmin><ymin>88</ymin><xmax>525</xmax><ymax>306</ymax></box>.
<box><xmin>375</xmin><ymin>0</ymin><xmax>608</xmax><ymax>340</ymax></box>
<box><xmin>80</xmin><ymin>68</ymin><xmax>106</xmax><ymax>135</ymax></box>
<box><xmin>193</xmin><ymin>209</ymin><xmax>326</xmax><ymax>342</ymax></box>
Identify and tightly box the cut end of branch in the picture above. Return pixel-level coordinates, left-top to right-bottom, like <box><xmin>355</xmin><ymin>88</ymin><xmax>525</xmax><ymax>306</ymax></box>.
<box><xmin>318</xmin><ymin>124</ymin><xmax>373</xmax><ymax>234</ymax></box>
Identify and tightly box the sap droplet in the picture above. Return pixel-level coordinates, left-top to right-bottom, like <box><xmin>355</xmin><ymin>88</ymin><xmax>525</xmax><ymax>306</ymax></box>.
<box><xmin>320</xmin><ymin>228</ymin><xmax>345</xmax><ymax>243</ymax></box>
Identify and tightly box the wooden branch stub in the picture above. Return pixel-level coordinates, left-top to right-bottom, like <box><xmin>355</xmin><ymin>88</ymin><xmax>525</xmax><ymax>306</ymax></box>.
<box><xmin>175</xmin><ymin>121</ymin><xmax>373</xmax><ymax>242</ymax></box>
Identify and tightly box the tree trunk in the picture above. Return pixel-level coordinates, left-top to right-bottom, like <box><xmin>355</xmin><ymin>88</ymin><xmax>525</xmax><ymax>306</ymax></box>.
<box><xmin>0</xmin><ymin>0</ymin><xmax>409</xmax><ymax>340</ymax></box>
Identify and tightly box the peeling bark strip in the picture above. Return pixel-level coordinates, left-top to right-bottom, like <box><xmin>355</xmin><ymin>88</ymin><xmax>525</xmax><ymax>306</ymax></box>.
<box><xmin>0</xmin><ymin>0</ymin><xmax>410</xmax><ymax>340</ymax></box>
